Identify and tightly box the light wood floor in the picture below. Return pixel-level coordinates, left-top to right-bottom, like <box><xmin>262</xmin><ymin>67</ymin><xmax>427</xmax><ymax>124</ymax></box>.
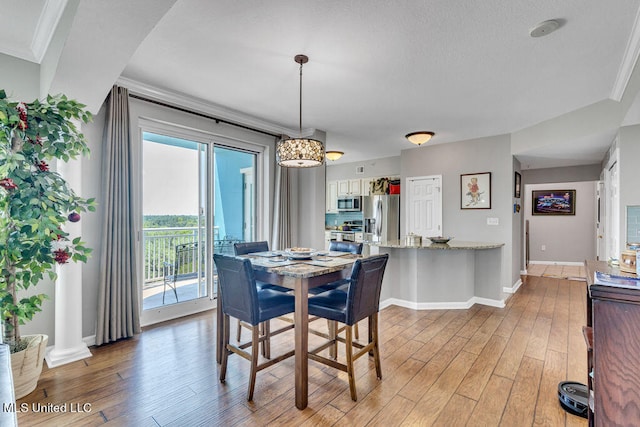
<box><xmin>17</xmin><ymin>275</ymin><xmax>588</xmax><ymax>426</ymax></box>
<box><xmin>526</xmin><ymin>264</ymin><xmax>586</xmax><ymax>280</ymax></box>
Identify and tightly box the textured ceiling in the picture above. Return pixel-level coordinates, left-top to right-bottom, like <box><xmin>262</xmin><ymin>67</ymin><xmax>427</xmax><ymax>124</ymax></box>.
<box><xmin>3</xmin><ymin>0</ymin><xmax>640</xmax><ymax>169</ymax></box>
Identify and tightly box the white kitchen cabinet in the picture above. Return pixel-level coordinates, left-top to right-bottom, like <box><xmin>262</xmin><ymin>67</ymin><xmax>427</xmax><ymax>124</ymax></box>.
<box><xmin>337</xmin><ymin>179</ymin><xmax>362</xmax><ymax>196</ymax></box>
<box><xmin>361</xmin><ymin>177</ymin><xmax>373</xmax><ymax>196</ymax></box>
<box><xmin>349</xmin><ymin>179</ymin><xmax>362</xmax><ymax>195</ymax></box>
<box><xmin>326</xmin><ymin>181</ymin><xmax>338</xmax><ymax>213</ymax></box>
<box><xmin>337</xmin><ymin>180</ymin><xmax>350</xmax><ymax>196</ymax></box>
<box><xmin>324</xmin><ymin>230</ymin><xmax>332</xmax><ymax>250</ymax></box>
<box><xmin>355</xmin><ymin>232</ymin><xmax>364</xmax><ymax>243</ymax></box>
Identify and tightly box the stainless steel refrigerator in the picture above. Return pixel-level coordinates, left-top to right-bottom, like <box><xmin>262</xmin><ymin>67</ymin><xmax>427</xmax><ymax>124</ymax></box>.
<box><xmin>363</xmin><ymin>194</ymin><xmax>400</xmax><ymax>242</ymax></box>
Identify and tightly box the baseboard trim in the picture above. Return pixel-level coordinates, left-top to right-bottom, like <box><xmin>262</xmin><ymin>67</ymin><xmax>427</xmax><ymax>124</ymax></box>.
<box><xmin>380</xmin><ymin>296</ymin><xmax>505</xmax><ymax>311</ymax></box>
<box><xmin>504</xmin><ymin>278</ymin><xmax>523</xmax><ymax>294</ymax></box>
<box><xmin>83</xmin><ymin>335</ymin><xmax>96</xmax><ymax>347</ymax></box>
<box><xmin>528</xmin><ymin>260</ymin><xmax>584</xmax><ymax>266</ymax></box>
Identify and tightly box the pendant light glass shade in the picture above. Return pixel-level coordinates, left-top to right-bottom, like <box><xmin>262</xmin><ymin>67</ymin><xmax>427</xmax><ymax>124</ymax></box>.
<box><xmin>405</xmin><ymin>131</ymin><xmax>435</xmax><ymax>145</ymax></box>
<box><xmin>276</xmin><ymin>54</ymin><xmax>325</xmax><ymax>168</ymax></box>
<box><xmin>276</xmin><ymin>137</ymin><xmax>325</xmax><ymax>167</ymax></box>
<box><xmin>325</xmin><ymin>150</ymin><xmax>344</xmax><ymax>161</ymax></box>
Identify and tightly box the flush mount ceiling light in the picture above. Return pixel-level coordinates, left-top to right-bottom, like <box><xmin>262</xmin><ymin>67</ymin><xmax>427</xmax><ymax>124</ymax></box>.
<box><xmin>276</xmin><ymin>54</ymin><xmax>325</xmax><ymax>168</ymax></box>
<box><xmin>405</xmin><ymin>131</ymin><xmax>435</xmax><ymax>146</ymax></box>
<box><xmin>530</xmin><ymin>19</ymin><xmax>561</xmax><ymax>37</ymax></box>
<box><xmin>325</xmin><ymin>151</ymin><xmax>344</xmax><ymax>161</ymax></box>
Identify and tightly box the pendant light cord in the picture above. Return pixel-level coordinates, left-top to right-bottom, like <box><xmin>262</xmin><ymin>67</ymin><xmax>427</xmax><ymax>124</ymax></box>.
<box><xmin>298</xmin><ymin>60</ymin><xmax>303</xmax><ymax>135</ymax></box>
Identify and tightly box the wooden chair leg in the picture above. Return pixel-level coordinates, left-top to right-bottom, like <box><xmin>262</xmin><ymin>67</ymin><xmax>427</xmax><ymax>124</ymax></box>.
<box><xmin>368</xmin><ymin>316</ymin><xmax>374</xmax><ymax>356</ymax></box>
<box><xmin>354</xmin><ymin>322</ymin><xmax>359</xmax><ymax>339</ymax></box>
<box><xmin>345</xmin><ymin>325</ymin><xmax>357</xmax><ymax>401</ymax></box>
<box><xmin>263</xmin><ymin>321</ymin><xmax>271</xmax><ymax>359</ymax></box>
<box><xmin>220</xmin><ymin>314</ymin><xmax>231</xmax><ymax>383</ymax></box>
<box><xmin>371</xmin><ymin>314</ymin><xmax>382</xmax><ymax>379</ymax></box>
<box><xmin>247</xmin><ymin>326</ymin><xmax>260</xmax><ymax>401</ymax></box>
<box><xmin>236</xmin><ymin>322</ymin><xmax>243</xmax><ymax>342</ymax></box>
<box><xmin>328</xmin><ymin>320</ymin><xmax>338</xmax><ymax>359</ymax></box>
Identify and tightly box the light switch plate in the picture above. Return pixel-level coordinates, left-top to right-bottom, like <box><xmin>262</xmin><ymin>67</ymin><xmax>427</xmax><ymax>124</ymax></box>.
<box><xmin>487</xmin><ymin>217</ymin><xmax>499</xmax><ymax>225</ymax></box>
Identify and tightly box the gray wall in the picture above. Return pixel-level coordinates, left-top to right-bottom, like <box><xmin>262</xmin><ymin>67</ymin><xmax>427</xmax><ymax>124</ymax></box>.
<box><xmin>328</xmin><ymin>143</ymin><xmax>523</xmax><ymax>286</ymax></box>
<box><xmin>513</xmin><ymin>158</ymin><xmax>523</xmax><ymax>275</ymax></box>
<box><xmin>326</xmin><ymin>155</ymin><xmax>400</xmax><ymax>181</ymax></box>
<box><xmin>0</xmin><ymin>54</ymin><xmax>40</xmax><ymax>100</ymax></box>
<box><xmin>522</xmin><ymin>164</ymin><xmax>601</xmax><ymax>184</ymax></box>
<box><xmin>524</xmin><ymin>181</ymin><xmax>597</xmax><ymax>263</ymax></box>
<box><xmin>520</xmin><ymin>163</ymin><xmax>601</xmax><ymax>268</ymax></box>
<box><xmin>618</xmin><ymin>126</ymin><xmax>640</xmax><ymax>251</ymax></box>
<box><xmin>400</xmin><ymin>135</ymin><xmax>516</xmax><ymax>289</ymax></box>
<box><xmin>295</xmin><ymin>165</ymin><xmax>326</xmax><ymax>250</ymax></box>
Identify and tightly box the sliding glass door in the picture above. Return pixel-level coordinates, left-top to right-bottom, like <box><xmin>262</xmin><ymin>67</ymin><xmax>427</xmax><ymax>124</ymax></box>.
<box><xmin>213</xmin><ymin>145</ymin><xmax>257</xmax><ymax>255</ymax></box>
<box><xmin>141</xmin><ymin>131</ymin><xmax>212</xmax><ymax>322</ymax></box>
<box><xmin>140</xmin><ymin>127</ymin><xmax>258</xmax><ymax>325</ymax></box>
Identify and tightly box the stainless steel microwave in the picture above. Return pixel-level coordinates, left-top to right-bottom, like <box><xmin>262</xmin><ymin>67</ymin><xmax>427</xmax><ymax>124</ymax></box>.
<box><xmin>337</xmin><ymin>196</ymin><xmax>362</xmax><ymax>211</ymax></box>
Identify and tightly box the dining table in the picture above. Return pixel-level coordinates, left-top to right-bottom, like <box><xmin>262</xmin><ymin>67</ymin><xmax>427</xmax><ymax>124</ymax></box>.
<box><xmin>215</xmin><ymin>250</ymin><xmax>358</xmax><ymax>409</ymax></box>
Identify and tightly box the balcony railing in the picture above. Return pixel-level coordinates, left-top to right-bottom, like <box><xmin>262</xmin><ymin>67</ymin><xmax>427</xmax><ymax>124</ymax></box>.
<box><xmin>143</xmin><ymin>227</ymin><xmax>241</xmax><ymax>286</ymax></box>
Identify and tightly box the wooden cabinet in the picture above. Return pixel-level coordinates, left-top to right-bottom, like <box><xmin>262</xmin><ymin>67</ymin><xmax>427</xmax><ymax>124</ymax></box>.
<box><xmin>337</xmin><ymin>179</ymin><xmax>361</xmax><ymax>196</ymax></box>
<box><xmin>326</xmin><ymin>181</ymin><xmax>338</xmax><ymax>213</ymax></box>
<box><xmin>585</xmin><ymin>260</ymin><xmax>640</xmax><ymax>426</ymax></box>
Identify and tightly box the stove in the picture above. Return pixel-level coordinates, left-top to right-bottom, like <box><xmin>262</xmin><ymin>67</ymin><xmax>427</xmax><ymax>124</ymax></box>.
<box><xmin>330</xmin><ymin>230</ymin><xmax>356</xmax><ymax>242</ymax></box>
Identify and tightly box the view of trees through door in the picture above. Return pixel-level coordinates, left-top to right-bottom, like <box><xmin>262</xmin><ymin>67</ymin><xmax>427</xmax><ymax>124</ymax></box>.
<box><xmin>141</xmin><ymin>131</ymin><xmax>256</xmax><ymax>323</ymax></box>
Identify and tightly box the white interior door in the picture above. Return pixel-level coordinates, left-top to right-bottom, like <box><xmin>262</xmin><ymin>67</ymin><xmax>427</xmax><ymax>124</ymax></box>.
<box><xmin>605</xmin><ymin>150</ymin><xmax>619</xmax><ymax>261</ymax></box>
<box><xmin>406</xmin><ymin>175</ymin><xmax>442</xmax><ymax>238</ymax></box>
<box><xmin>596</xmin><ymin>181</ymin><xmax>605</xmax><ymax>261</ymax></box>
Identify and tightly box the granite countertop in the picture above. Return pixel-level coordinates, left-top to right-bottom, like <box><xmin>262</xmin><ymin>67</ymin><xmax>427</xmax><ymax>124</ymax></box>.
<box><xmin>369</xmin><ymin>240</ymin><xmax>504</xmax><ymax>250</ymax></box>
<box><xmin>243</xmin><ymin>253</ymin><xmax>358</xmax><ymax>278</ymax></box>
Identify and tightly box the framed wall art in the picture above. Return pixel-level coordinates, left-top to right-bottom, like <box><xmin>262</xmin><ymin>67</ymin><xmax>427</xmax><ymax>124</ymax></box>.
<box><xmin>461</xmin><ymin>172</ymin><xmax>491</xmax><ymax>209</ymax></box>
<box><xmin>514</xmin><ymin>171</ymin><xmax>521</xmax><ymax>198</ymax></box>
<box><xmin>532</xmin><ymin>189</ymin><xmax>576</xmax><ymax>215</ymax></box>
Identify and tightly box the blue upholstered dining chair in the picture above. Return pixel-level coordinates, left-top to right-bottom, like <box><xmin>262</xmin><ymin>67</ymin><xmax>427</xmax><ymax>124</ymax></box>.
<box><xmin>233</xmin><ymin>241</ymin><xmax>290</xmax><ymax>292</ymax></box>
<box><xmin>214</xmin><ymin>254</ymin><xmax>295</xmax><ymax>401</ymax></box>
<box><xmin>307</xmin><ymin>254</ymin><xmax>389</xmax><ymax>401</ymax></box>
<box><xmin>308</xmin><ymin>241</ymin><xmax>363</xmax><ymax>295</ymax></box>
<box><xmin>328</xmin><ymin>241</ymin><xmax>363</xmax><ymax>255</ymax></box>
<box><xmin>233</xmin><ymin>241</ymin><xmax>291</xmax><ymax>356</ymax></box>
<box><xmin>308</xmin><ymin>240</ymin><xmax>365</xmax><ymax>339</ymax></box>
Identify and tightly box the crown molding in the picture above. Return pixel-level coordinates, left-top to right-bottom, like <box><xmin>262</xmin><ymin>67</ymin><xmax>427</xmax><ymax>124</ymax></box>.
<box><xmin>2</xmin><ymin>0</ymin><xmax>68</xmax><ymax>64</ymax></box>
<box><xmin>116</xmin><ymin>76</ymin><xmax>310</xmax><ymax>138</ymax></box>
<box><xmin>611</xmin><ymin>5</ymin><xmax>640</xmax><ymax>101</ymax></box>
<box><xmin>31</xmin><ymin>0</ymin><xmax>68</xmax><ymax>64</ymax></box>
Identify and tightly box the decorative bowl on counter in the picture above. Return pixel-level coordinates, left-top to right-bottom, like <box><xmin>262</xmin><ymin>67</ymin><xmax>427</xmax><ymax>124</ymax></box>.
<box><xmin>428</xmin><ymin>236</ymin><xmax>453</xmax><ymax>244</ymax></box>
<box><xmin>285</xmin><ymin>247</ymin><xmax>314</xmax><ymax>259</ymax></box>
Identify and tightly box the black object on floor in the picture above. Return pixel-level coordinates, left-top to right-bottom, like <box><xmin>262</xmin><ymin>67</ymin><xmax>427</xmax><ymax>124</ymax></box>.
<box><xmin>558</xmin><ymin>381</ymin><xmax>588</xmax><ymax>418</ymax></box>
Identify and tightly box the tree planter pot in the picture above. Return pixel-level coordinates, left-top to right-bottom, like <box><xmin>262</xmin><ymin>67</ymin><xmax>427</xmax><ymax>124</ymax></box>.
<box><xmin>10</xmin><ymin>334</ymin><xmax>48</xmax><ymax>399</ymax></box>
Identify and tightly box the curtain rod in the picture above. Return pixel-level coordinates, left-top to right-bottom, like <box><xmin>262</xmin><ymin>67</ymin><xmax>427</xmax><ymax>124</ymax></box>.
<box><xmin>128</xmin><ymin>93</ymin><xmax>281</xmax><ymax>139</ymax></box>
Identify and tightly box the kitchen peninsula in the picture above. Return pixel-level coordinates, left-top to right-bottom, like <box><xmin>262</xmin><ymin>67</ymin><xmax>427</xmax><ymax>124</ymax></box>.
<box><xmin>369</xmin><ymin>240</ymin><xmax>506</xmax><ymax>309</ymax></box>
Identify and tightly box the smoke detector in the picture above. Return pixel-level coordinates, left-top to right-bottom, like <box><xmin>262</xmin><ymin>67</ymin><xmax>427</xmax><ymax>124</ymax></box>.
<box><xmin>530</xmin><ymin>19</ymin><xmax>561</xmax><ymax>38</ymax></box>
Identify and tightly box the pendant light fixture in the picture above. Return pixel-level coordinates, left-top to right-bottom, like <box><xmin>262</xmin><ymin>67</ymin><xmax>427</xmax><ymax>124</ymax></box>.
<box><xmin>405</xmin><ymin>131</ymin><xmax>435</xmax><ymax>146</ymax></box>
<box><xmin>276</xmin><ymin>54</ymin><xmax>325</xmax><ymax>167</ymax></box>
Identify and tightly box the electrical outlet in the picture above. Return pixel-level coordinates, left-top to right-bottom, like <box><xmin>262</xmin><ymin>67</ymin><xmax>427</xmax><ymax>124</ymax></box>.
<box><xmin>541</xmin><ymin>245</ymin><xmax>546</xmax><ymax>251</ymax></box>
<box><xmin>487</xmin><ymin>217</ymin><xmax>499</xmax><ymax>225</ymax></box>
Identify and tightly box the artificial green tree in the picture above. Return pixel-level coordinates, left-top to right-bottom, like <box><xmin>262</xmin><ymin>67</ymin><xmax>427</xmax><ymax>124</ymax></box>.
<box><xmin>0</xmin><ymin>90</ymin><xmax>95</xmax><ymax>351</ymax></box>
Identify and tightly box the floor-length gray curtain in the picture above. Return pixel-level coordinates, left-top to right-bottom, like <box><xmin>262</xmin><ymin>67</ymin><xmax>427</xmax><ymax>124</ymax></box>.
<box><xmin>272</xmin><ymin>164</ymin><xmax>292</xmax><ymax>249</ymax></box>
<box><xmin>96</xmin><ymin>85</ymin><xmax>140</xmax><ymax>345</ymax></box>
